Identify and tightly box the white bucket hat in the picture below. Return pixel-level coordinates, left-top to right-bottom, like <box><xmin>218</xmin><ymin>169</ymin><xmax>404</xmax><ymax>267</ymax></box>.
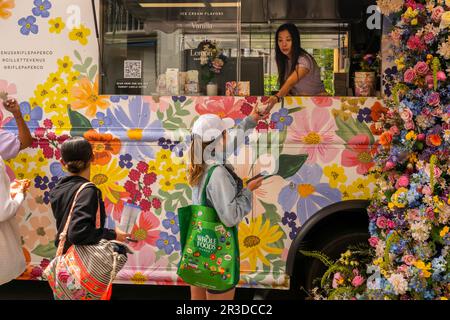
<box><xmin>191</xmin><ymin>114</ymin><xmax>235</xmax><ymax>142</ymax></box>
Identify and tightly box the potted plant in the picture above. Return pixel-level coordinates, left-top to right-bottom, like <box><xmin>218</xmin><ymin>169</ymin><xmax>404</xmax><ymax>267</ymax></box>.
<box><xmin>198</xmin><ymin>40</ymin><xmax>227</xmax><ymax>96</ymax></box>
<box><xmin>354</xmin><ymin>53</ymin><xmax>380</xmax><ymax>97</ymax></box>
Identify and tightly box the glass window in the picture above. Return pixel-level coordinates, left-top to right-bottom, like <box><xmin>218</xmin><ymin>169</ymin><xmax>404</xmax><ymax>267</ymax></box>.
<box><xmin>100</xmin><ymin>1</ymin><xmax>350</xmax><ymax>97</ymax></box>
<box><xmin>101</xmin><ymin>0</ymin><xmax>241</xmax><ymax>96</ymax></box>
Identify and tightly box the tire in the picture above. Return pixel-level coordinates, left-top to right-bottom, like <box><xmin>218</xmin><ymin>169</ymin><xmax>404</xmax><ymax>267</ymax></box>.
<box><xmin>302</xmin><ymin>231</ymin><xmax>369</xmax><ymax>292</ymax></box>
<box><xmin>294</xmin><ymin>225</ymin><xmax>369</xmax><ymax>296</ymax></box>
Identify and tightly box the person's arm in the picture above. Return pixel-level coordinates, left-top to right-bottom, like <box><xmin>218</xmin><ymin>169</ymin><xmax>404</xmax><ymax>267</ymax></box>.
<box><xmin>206</xmin><ymin>166</ymin><xmax>253</xmax><ymax>228</ymax></box>
<box><xmin>0</xmin><ymin>161</ymin><xmax>24</xmax><ymax>222</ymax></box>
<box><xmin>3</xmin><ymin>99</ymin><xmax>33</xmax><ymax>150</ymax></box>
<box><xmin>67</xmin><ymin>187</ymin><xmax>116</xmax><ymax>245</ymax></box>
<box><xmin>265</xmin><ymin>64</ymin><xmax>310</xmax><ymax>109</ymax></box>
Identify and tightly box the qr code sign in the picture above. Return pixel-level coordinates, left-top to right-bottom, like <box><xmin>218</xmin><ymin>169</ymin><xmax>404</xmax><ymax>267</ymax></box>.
<box><xmin>124</xmin><ymin>60</ymin><xmax>142</xmax><ymax>79</ymax></box>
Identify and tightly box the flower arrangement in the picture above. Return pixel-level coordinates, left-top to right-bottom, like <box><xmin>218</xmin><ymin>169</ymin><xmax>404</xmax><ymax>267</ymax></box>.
<box><xmin>366</xmin><ymin>0</ymin><xmax>449</xmax><ymax>300</ymax></box>
<box><xmin>302</xmin><ymin>244</ymin><xmax>373</xmax><ymax>300</ymax></box>
<box><xmin>310</xmin><ymin>0</ymin><xmax>450</xmax><ymax>300</ymax></box>
<box><xmin>198</xmin><ymin>40</ymin><xmax>227</xmax><ymax>88</ymax></box>
<box><xmin>359</xmin><ymin>53</ymin><xmax>381</xmax><ymax>73</ymax></box>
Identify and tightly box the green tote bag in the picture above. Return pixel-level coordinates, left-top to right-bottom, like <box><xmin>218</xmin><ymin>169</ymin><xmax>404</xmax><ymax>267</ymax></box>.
<box><xmin>177</xmin><ymin>165</ymin><xmax>240</xmax><ymax>291</ymax></box>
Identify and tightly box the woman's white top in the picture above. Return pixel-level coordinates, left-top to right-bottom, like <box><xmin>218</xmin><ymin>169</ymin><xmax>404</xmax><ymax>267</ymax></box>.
<box><xmin>0</xmin><ymin>156</ymin><xmax>26</xmax><ymax>285</ymax></box>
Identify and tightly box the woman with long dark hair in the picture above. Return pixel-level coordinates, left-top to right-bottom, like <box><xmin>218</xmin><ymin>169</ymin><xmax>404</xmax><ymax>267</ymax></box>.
<box><xmin>264</xmin><ymin>23</ymin><xmax>326</xmax><ymax>109</ymax></box>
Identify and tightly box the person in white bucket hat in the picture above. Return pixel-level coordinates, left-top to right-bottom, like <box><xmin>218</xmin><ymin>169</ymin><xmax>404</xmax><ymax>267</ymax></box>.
<box><xmin>187</xmin><ymin>104</ymin><xmax>272</xmax><ymax>301</ymax></box>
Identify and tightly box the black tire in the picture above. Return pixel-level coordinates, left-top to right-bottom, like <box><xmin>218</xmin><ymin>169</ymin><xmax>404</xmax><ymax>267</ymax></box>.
<box><xmin>302</xmin><ymin>231</ymin><xmax>369</xmax><ymax>292</ymax></box>
<box><xmin>294</xmin><ymin>223</ymin><xmax>369</xmax><ymax>297</ymax></box>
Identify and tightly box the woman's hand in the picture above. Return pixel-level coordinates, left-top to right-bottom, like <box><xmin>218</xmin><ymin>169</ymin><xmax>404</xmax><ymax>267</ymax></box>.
<box><xmin>249</xmin><ymin>104</ymin><xmax>270</xmax><ymax>122</ymax></box>
<box><xmin>3</xmin><ymin>99</ymin><xmax>21</xmax><ymax>117</ymax></box>
<box><xmin>247</xmin><ymin>176</ymin><xmax>264</xmax><ymax>192</ymax></box>
<box><xmin>115</xmin><ymin>227</ymin><xmax>132</xmax><ymax>243</ymax></box>
<box><xmin>10</xmin><ymin>179</ymin><xmax>31</xmax><ymax>199</ymax></box>
<box><xmin>260</xmin><ymin>95</ymin><xmax>280</xmax><ymax>115</ymax></box>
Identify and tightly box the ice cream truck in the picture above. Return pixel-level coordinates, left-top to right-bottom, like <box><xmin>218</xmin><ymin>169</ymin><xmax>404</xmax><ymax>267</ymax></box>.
<box><xmin>0</xmin><ymin>0</ymin><xmax>384</xmax><ymax>298</ymax></box>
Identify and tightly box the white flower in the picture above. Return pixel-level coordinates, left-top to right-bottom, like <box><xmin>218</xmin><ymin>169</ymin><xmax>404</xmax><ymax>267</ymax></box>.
<box><xmin>387</xmin><ymin>273</ymin><xmax>408</xmax><ymax>295</ymax></box>
<box><xmin>438</xmin><ymin>37</ymin><xmax>450</xmax><ymax>59</ymax></box>
<box><xmin>376</xmin><ymin>240</ymin><xmax>386</xmax><ymax>257</ymax></box>
<box><xmin>438</xmin><ymin>205</ymin><xmax>450</xmax><ymax>225</ymax></box>
<box><xmin>377</xmin><ymin>0</ymin><xmax>404</xmax><ymax>16</ymax></box>
<box><xmin>411</xmin><ymin>221</ymin><xmax>431</xmax><ymax>242</ymax></box>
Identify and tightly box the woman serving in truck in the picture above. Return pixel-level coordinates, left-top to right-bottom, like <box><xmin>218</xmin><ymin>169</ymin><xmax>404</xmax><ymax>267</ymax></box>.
<box><xmin>264</xmin><ymin>23</ymin><xmax>327</xmax><ymax>110</ymax></box>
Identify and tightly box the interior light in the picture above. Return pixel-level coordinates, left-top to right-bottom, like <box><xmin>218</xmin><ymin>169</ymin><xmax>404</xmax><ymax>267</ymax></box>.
<box><xmin>139</xmin><ymin>2</ymin><xmax>240</xmax><ymax>8</ymax></box>
<box><xmin>139</xmin><ymin>3</ymin><xmax>206</xmax><ymax>8</ymax></box>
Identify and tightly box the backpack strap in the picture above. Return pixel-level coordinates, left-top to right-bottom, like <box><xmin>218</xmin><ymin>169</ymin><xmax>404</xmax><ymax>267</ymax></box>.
<box><xmin>200</xmin><ymin>165</ymin><xmax>219</xmax><ymax>206</ymax></box>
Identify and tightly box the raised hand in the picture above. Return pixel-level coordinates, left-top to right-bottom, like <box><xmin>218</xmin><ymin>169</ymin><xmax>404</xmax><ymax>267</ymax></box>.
<box><xmin>3</xmin><ymin>98</ymin><xmax>21</xmax><ymax>116</ymax></box>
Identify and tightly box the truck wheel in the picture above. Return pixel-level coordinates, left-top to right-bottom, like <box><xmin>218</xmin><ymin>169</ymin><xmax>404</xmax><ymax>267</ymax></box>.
<box><xmin>297</xmin><ymin>227</ymin><xmax>369</xmax><ymax>294</ymax></box>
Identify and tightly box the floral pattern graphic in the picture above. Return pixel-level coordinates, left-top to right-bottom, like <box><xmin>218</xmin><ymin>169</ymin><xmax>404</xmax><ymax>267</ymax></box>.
<box><xmin>2</xmin><ymin>2</ymin><xmax>387</xmax><ymax>289</ymax></box>
<box><xmin>18</xmin><ymin>15</ymin><xmax>38</xmax><ymax>35</ymax></box>
<box><xmin>0</xmin><ymin>0</ymin><xmax>14</xmax><ymax>20</ymax></box>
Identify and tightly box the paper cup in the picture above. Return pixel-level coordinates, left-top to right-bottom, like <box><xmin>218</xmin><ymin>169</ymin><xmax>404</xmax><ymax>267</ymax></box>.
<box><xmin>119</xmin><ymin>203</ymin><xmax>141</xmax><ymax>233</ymax></box>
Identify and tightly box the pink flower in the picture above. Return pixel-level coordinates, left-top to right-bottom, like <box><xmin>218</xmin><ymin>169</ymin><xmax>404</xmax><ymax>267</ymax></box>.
<box><xmin>130</xmin><ymin>211</ymin><xmax>161</xmax><ymax>251</ymax></box>
<box><xmin>402</xmin><ymin>255</ymin><xmax>416</xmax><ymax>266</ymax></box>
<box><xmin>422</xmin><ymin>185</ymin><xmax>432</xmax><ymax>195</ymax></box>
<box><xmin>414</xmin><ymin>62</ymin><xmax>429</xmax><ymax>76</ymax></box>
<box><xmin>332</xmin><ymin>272</ymin><xmax>344</xmax><ymax>289</ymax></box>
<box><xmin>104</xmin><ymin>193</ymin><xmax>129</xmax><ymax>222</ymax></box>
<box><xmin>195</xmin><ymin>96</ymin><xmax>245</xmax><ymax>120</ymax></box>
<box><xmin>423</xmin><ymin>32</ymin><xmax>435</xmax><ymax>44</ymax></box>
<box><xmin>384</xmin><ymin>161</ymin><xmax>395</xmax><ymax>171</ymax></box>
<box><xmin>57</xmin><ymin>271</ymin><xmax>71</xmax><ymax>284</ymax></box>
<box><xmin>389</xmin><ymin>126</ymin><xmax>400</xmax><ymax>136</ymax></box>
<box><xmin>376</xmin><ymin>216</ymin><xmax>388</xmax><ymax>229</ymax></box>
<box><xmin>437</xmin><ymin>71</ymin><xmax>447</xmax><ymax>81</ymax></box>
<box><xmin>368</xmin><ymin>237</ymin><xmax>379</xmax><ymax>248</ymax></box>
<box><xmin>400</xmin><ymin>107</ymin><xmax>413</xmax><ymax>123</ymax></box>
<box><xmin>407</xmin><ymin>35</ymin><xmax>425</xmax><ymax>51</ymax></box>
<box><xmin>288</xmin><ymin>107</ymin><xmax>342</xmax><ymax>164</ymax></box>
<box><xmin>403</xmin><ymin>68</ymin><xmax>416</xmax><ymax>83</ymax></box>
<box><xmin>152</xmin><ymin>198</ymin><xmax>161</xmax><ymax>209</ymax></box>
<box><xmin>116</xmin><ymin>245</ymin><xmax>158</xmax><ymax>283</ymax></box>
<box><xmin>425</xmin><ymin>74</ymin><xmax>434</xmax><ymax>89</ymax></box>
<box><xmin>432</xmin><ymin>6</ymin><xmax>444</xmax><ymax>22</ymax></box>
<box><xmin>397</xmin><ymin>175</ymin><xmax>409</xmax><ymax>188</ymax></box>
<box><xmin>143</xmin><ymin>173</ymin><xmax>157</xmax><ymax>185</ymax></box>
<box><xmin>417</xmin><ymin>133</ymin><xmax>425</xmax><ymax>141</ymax></box>
<box><xmin>427</xmin><ymin>92</ymin><xmax>440</xmax><ymax>106</ymax></box>
<box><xmin>341</xmin><ymin>134</ymin><xmax>375</xmax><ymax>174</ymax></box>
<box><xmin>311</xmin><ymin>97</ymin><xmax>333</xmax><ymax>107</ymax></box>
<box><xmin>397</xmin><ymin>264</ymin><xmax>408</xmax><ymax>273</ymax></box>
<box><xmin>387</xmin><ymin>220</ymin><xmax>396</xmax><ymax>229</ymax></box>
<box><xmin>142</xmin><ymin>96</ymin><xmax>170</xmax><ymax>113</ymax></box>
<box><xmin>352</xmin><ymin>275</ymin><xmax>365</xmax><ymax>287</ymax></box>
<box><xmin>426</xmin><ymin>207</ymin><xmax>435</xmax><ymax>220</ymax></box>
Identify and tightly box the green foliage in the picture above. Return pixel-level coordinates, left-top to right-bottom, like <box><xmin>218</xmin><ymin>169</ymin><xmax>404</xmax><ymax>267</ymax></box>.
<box><xmin>68</xmin><ymin>107</ymin><xmax>93</xmax><ymax>137</ymax></box>
<box><xmin>73</xmin><ymin>50</ymin><xmax>97</xmax><ymax>82</ymax></box>
<box><xmin>299</xmin><ymin>250</ymin><xmax>333</xmax><ymax>268</ymax></box>
<box><xmin>32</xmin><ymin>242</ymin><xmax>56</xmax><ymax>259</ymax></box>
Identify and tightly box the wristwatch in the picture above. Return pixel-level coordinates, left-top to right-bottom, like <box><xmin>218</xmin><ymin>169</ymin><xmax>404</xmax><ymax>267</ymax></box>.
<box><xmin>274</xmin><ymin>94</ymin><xmax>282</xmax><ymax>103</ymax></box>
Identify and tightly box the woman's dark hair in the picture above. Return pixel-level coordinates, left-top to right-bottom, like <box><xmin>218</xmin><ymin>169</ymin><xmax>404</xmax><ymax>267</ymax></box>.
<box><xmin>275</xmin><ymin>23</ymin><xmax>311</xmax><ymax>88</ymax></box>
<box><xmin>61</xmin><ymin>137</ymin><xmax>93</xmax><ymax>174</ymax></box>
